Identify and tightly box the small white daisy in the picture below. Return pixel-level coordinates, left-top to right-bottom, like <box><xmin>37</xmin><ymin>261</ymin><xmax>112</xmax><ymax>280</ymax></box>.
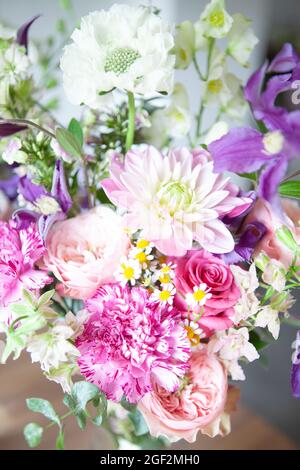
<box><xmin>185</xmin><ymin>283</ymin><xmax>212</xmax><ymax>308</ymax></box>
<box><xmin>151</xmin><ymin>284</ymin><xmax>176</xmax><ymax>306</ymax></box>
<box><xmin>183</xmin><ymin>318</ymin><xmax>204</xmax><ymax>347</ymax></box>
<box><xmin>115</xmin><ymin>257</ymin><xmax>142</xmax><ymax>286</ymax></box>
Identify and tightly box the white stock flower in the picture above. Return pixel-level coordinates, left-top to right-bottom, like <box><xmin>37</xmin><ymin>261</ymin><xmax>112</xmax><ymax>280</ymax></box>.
<box><xmin>209</xmin><ymin>327</ymin><xmax>259</xmax><ymax>380</ymax></box>
<box><xmin>261</xmin><ymin>259</ymin><xmax>287</xmax><ymax>292</ymax></box>
<box><xmin>227</xmin><ymin>14</ymin><xmax>258</xmax><ymax>67</ymax></box>
<box><xmin>230</xmin><ymin>264</ymin><xmax>260</xmax><ymax>324</ymax></box>
<box><xmin>255</xmin><ymin>306</ymin><xmax>280</xmax><ymax>340</ymax></box>
<box><xmin>198</xmin><ymin>0</ymin><xmax>233</xmax><ymax>39</ymax></box>
<box><xmin>60</xmin><ymin>4</ymin><xmax>175</xmax><ymax>109</ymax></box>
<box><xmin>144</xmin><ymin>83</ymin><xmax>191</xmax><ymax>147</ymax></box>
<box><xmin>27</xmin><ymin>325</ymin><xmax>80</xmax><ymax>372</ymax></box>
<box><xmin>174</xmin><ymin>21</ymin><xmax>195</xmax><ymax>69</ymax></box>
<box><xmin>0</xmin><ymin>43</ymin><xmax>30</xmax><ymax>87</ymax></box>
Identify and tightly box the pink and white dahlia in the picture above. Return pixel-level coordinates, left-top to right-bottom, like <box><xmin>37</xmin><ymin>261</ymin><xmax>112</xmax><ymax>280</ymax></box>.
<box><xmin>102</xmin><ymin>146</ymin><xmax>252</xmax><ymax>256</ymax></box>
<box><xmin>76</xmin><ymin>283</ymin><xmax>190</xmax><ymax>403</ymax></box>
<box><xmin>0</xmin><ymin>221</ymin><xmax>52</xmax><ymax>307</ymax></box>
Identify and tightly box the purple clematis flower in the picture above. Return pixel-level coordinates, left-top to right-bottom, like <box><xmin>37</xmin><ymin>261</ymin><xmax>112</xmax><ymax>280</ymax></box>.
<box><xmin>291</xmin><ymin>331</ymin><xmax>300</xmax><ymax>398</ymax></box>
<box><xmin>221</xmin><ymin>221</ymin><xmax>267</xmax><ymax>265</ymax></box>
<box><xmin>13</xmin><ymin>160</ymin><xmax>72</xmax><ymax>239</ymax></box>
<box><xmin>208</xmin><ymin>126</ymin><xmax>292</xmax><ymax>212</ymax></box>
<box><xmin>244</xmin><ymin>42</ymin><xmax>300</xmax><ymax>156</ymax></box>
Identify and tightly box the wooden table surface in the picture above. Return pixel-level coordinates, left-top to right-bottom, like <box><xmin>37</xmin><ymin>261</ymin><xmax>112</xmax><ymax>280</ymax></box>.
<box><xmin>0</xmin><ymin>354</ymin><xmax>298</xmax><ymax>450</ymax></box>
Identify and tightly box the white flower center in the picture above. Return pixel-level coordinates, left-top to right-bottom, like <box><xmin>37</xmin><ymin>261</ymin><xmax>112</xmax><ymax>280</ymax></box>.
<box><xmin>263</xmin><ymin>130</ymin><xmax>284</xmax><ymax>155</ymax></box>
<box><xmin>158</xmin><ymin>181</ymin><xmax>193</xmax><ymax>215</ymax></box>
<box><xmin>104</xmin><ymin>47</ymin><xmax>140</xmax><ymax>75</ymax></box>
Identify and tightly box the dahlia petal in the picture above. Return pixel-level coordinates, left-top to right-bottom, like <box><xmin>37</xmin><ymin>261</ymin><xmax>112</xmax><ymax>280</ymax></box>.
<box><xmin>197</xmin><ymin>219</ymin><xmax>235</xmax><ymax>254</ymax></box>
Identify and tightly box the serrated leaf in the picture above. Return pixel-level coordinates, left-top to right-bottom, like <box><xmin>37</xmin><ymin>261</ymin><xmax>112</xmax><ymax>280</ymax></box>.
<box><xmin>56</xmin><ymin>128</ymin><xmax>82</xmax><ymax>159</ymax></box>
<box><xmin>24</xmin><ymin>422</ymin><xmax>43</xmax><ymax>448</ymax></box>
<box><xmin>68</xmin><ymin>118</ymin><xmax>83</xmax><ymax>148</ymax></box>
<box><xmin>279</xmin><ymin>181</ymin><xmax>300</xmax><ymax>200</ymax></box>
<box><xmin>56</xmin><ymin>428</ymin><xmax>65</xmax><ymax>450</ymax></box>
<box><xmin>26</xmin><ymin>398</ymin><xmax>61</xmax><ymax>426</ymax></box>
<box><xmin>276</xmin><ymin>225</ymin><xmax>298</xmax><ymax>252</ymax></box>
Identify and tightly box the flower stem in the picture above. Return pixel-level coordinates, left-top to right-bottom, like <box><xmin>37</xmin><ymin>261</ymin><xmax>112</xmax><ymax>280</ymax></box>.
<box><xmin>125</xmin><ymin>91</ymin><xmax>135</xmax><ymax>152</ymax></box>
<box><xmin>0</xmin><ymin>117</ymin><xmax>56</xmax><ymax>139</ymax></box>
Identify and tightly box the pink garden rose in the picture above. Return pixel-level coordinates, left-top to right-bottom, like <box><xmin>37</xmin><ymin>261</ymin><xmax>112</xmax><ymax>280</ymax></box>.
<box><xmin>43</xmin><ymin>206</ymin><xmax>129</xmax><ymax>299</ymax></box>
<box><xmin>0</xmin><ymin>221</ymin><xmax>51</xmax><ymax>307</ymax></box>
<box><xmin>138</xmin><ymin>348</ymin><xmax>227</xmax><ymax>443</ymax></box>
<box><xmin>245</xmin><ymin>198</ymin><xmax>300</xmax><ymax>268</ymax></box>
<box><xmin>173</xmin><ymin>250</ymin><xmax>240</xmax><ymax>336</ymax></box>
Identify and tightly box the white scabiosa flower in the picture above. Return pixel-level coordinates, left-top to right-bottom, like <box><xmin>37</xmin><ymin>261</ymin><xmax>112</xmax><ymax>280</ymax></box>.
<box><xmin>60</xmin><ymin>4</ymin><xmax>175</xmax><ymax>109</ymax></box>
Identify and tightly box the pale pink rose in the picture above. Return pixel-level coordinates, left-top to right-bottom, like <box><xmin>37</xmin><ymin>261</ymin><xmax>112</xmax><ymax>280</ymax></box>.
<box><xmin>138</xmin><ymin>348</ymin><xmax>227</xmax><ymax>443</ymax></box>
<box><xmin>43</xmin><ymin>206</ymin><xmax>129</xmax><ymax>299</ymax></box>
<box><xmin>245</xmin><ymin>198</ymin><xmax>300</xmax><ymax>268</ymax></box>
<box><xmin>173</xmin><ymin>250</ymin><xmax>240</xmax><ymax>336</ymax></box>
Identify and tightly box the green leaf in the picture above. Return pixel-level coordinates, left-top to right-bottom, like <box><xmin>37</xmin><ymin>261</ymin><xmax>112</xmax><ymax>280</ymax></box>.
<box><xmin>68</xmin><ymin>118</ymin><xmax>84</xmax><ymax>148</ymax></box>
<box><xmin>128</xmin><ymin>409</ymin><xmax>148</xmax><ymax>436</ymax></box>
<box><xmin>22</xmin><ymin>289</ymin><xmax>36</xmax><ymax>307</ymax></box>
<box><xmin>59</xmin><ymin>0</ymin><xmax>72</xmax><ymax>10</ymax></box>
<box><xmin>56</xmin><ymin>128</ymin><xmax>82</xmax><ymax>159</ymax></box>
<box><xmin>26</xmin><ymin>398</ymin><xmax>61</xmax><ymax>427</ymax></box>
<box><xmin>276</xmin><ymin>225</ymin><xmax>298</xmax><ymax>252</ymax></box>
<box><xmin>37</xmin><ymin>289</ymin><xmax>55</xmax><ymax>309</ymax></box>
<box><xmin>279</xmin><ymin>180</ymin><xmax>300</xmax><ymax>200</ymax></box>
<box><xmin>63</xmin><ymin>381</ymin><xmax>100</xmax><ymax>429</ymax></box>
<box><xmin>24</xmin><ymin>423</ymin><xmax>43</xmax><ymax>448</ymax></box>
<box><xmin>238</xmin><ymin>172</ymin><xmax>257</xmax><ymax>182</ymax></box>
<box><xmin>56</xmin><ymin>428</ymin><xmax>65</xmax><ymax>450</ymax></box>
<box><xmin>249</xmin><ymin>331</ymin><xmax>270</xmax><ymax>351</ymax></box>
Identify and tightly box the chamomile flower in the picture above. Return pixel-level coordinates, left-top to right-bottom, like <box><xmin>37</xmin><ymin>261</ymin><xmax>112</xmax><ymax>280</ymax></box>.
<box><xmin>151</xmin><ymin>284</ymin><xmax>176</xmax><ymax>306</ymax></box>
<box><xmin>135</xmin><ymin>239</ymin><xmax>154</xmax><ymax>252</ymax></box>
<box><xmin>183</xmin><ymin>318</ymin><xmax>204</xmax><ymax>347</ymax></box>
<box><xmin>129</xmin><ymin>247</ymin><xmax>154</xmax><ymax>268</ymax></box>
<box><xmin>115</xmin><ymin>257</ymin><xmax>142</xmax><ymax>286</ymax></box>
<box><xmin>153</xmin><ymin>262</ymin><xmax>177</xmax><ymax>284</ymax></box>
<box><xmin>185</xmin><ymin>283</ymin><xmax>212</xmax><ymax>308</ymax></box>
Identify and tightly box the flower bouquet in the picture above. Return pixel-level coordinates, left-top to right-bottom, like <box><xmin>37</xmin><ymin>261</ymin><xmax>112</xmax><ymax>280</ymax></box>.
<box><xmin>0</xmin><ymin>0</ymin><xmax>299</xmax><ymax>450</ymax></box>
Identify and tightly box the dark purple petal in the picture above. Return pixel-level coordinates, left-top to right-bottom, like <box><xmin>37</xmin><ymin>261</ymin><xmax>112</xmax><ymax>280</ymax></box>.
<box><xmin>0</xmin><ymin>122</ymin><xmax>27</xmax><ymax>137</ymax></box>
<box><xmin>209</xmin><ymin>128</ymin><xmax>267</xmax><ymax>174</ymax></box>
<box><xmin>0</xmin><ymin>173</ymin><xmax>19</xmax><ymax>200</ymax></box>
<box><xmin>18</xmin><ymin>176</ymin><xmax>48</xmax><ymax>203</ymax></box>
<box><xmin>291</xmin><ymin>331</ymin><xmax>300</xmax><ymax>398</ymax></box>
<box><xmin>38</xmin><ymin>212</ymin><xmax>65</xmax><ymax>240</ymax></box>
<box><xmin>258</xmin><ymin>158</ymin><xmax>288</xmax><ymax>210</ymax></box>
<box><xmin>16</xmin><ymin>15</ymin><xmax>40</xmax><ymax>52</ymax></box>
<box><xmin>51</xmin><ymin>160</ymin><xmax>72</xmax><ymax>213</ymax></box>
<box><xmin>268</xmin><ymin>43</ymin><xmax>300</xmax><ymax>73</ymax></box>
<box><xmin>11</xmin><ymin>208</ymin><xmax>39</xmax><ymax>229</ymax></box>
<box><xmin>292</xmin><ymin>62</ymin><xmax>300</xmax><ymax>81</ymax></box>
<box><xmin>221</xmin><ymin>221</ymin><xmax>266</xmax><ymax>264</ymax></box>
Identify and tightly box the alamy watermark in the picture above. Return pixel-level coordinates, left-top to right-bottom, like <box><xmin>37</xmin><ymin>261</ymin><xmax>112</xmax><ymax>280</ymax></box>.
<box><xmin>291</xmin><ymin>80</ymin><xmax>300</xmax><ymax>105</ymax></box>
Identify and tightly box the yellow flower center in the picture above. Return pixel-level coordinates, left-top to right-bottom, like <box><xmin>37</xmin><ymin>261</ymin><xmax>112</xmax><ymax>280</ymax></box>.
<box><xmin>193</xmin><ymin>289</ymin><xmax>206</xmax><ymax>302</ymax></box>
<box><xmin>135</xmin><ymin>252</ymin><xmax>147</xmax><ymax>264</ymax></box>
<box><xmin>159</xmin><ymin>290</ymin><xmax>172</xmax><ymax>301</ymax></box>
<box><xmin>185</xmin><ymin>326</ymin><xmax>201</xmax><ymax>347</ymax></box>
<box><xmin>208</xmin><ymin>79</ymin><xmax>223</xmax><ymax>94</ymax></box>
<box><xmin>159</xmin><ymin>274</ymin><xmax>171</xmax><ymax>284</ymax></box>
<box><xmin>136</xmin><ymin>239</ymin><xmax>150</xmax><ymax>249</ymax></box>
<box><xmin>121</xmin><ymin>264</ymin><xmax>134</xmax><ymax>280</ymax></box>
<box><xmin>209</xmin><ymin>11</ymin><xmax>225</xmax><ymax>27</ymax></box>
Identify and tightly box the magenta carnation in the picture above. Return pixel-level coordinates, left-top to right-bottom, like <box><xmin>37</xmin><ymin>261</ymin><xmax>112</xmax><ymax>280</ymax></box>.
<box><xmin>0</xmin><ymin>221</ymin><xmax>52</xmax><ymax>306</ymax></box>
<box><xmin>76</xmin><ymin>284</ymin><xmax>191</xmax><ymax>403</ymax></box>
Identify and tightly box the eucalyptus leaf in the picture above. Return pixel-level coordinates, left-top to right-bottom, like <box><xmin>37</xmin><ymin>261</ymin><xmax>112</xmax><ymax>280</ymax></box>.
<box><xmin>128</xmin><ymin>409</ymin><xmax>149</xmax><ymax>436</ymax></box>
<box><xmin>24</xmin><ymin>422</ymin><xmax>43</xmax><ymax>448</ymax></box>
<box><xmin>26</xmin><ymin>398</ymin><xmax>61</xmax><ymax>427</ymax></box>
<box><xmin>56</xmin><ymin>127</ymin><xmax>82</xmax><ymax>159</ymax></box>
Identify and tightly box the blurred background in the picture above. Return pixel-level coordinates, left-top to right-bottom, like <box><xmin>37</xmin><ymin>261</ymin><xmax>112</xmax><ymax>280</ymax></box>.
<box><xmin>0</xmin><ymin>0</ymin><xmax>299</xmax><ymax>450</ymax></box>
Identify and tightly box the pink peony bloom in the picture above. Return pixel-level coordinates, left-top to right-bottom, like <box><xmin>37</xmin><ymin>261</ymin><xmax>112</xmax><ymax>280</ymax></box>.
<box><xmin>102</xmin><ymin>146</ymin><xmax>252</xmax><ymax>256</ymax></box>
<box><xmin>138</xmin><ymin>348</ymin><xmax>227</xmax><ymax>443</ymax></box>
<box><xmin>173</xmin><ymin>250</ymin><xmax>240</xmax><ymax>336</ymax></box>
<box><xmin>245</xmin><ymin>198</ymin><xmax>300</xmax><ymax>268</ymax></box>
<box><xmin>43</xmin><ymin>206</ymin><xmax>129</xmax><ymax>299</ymax></box>
<box><xmin>76</xmin><ymin>284</ymin><xmax>190</xmax><ymax>403</ymax></box>
<box><xmin>0</xmin><ymin>221</ymin><xmax>52</xmax><ymax>307</ymax></box>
